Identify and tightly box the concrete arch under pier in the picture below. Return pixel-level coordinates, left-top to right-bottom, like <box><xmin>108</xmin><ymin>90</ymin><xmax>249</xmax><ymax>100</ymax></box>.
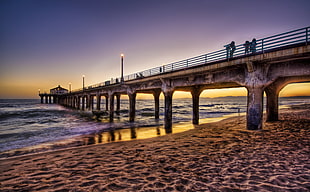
<box><xmin>52</xmin><ymin>44</ymin><xmax>310</xmax><ymax>130</ymax></box>
<box><xmin>265</xmin><ymin>77</ymin><xmax>310</xmax><ymax>122</ymax></box>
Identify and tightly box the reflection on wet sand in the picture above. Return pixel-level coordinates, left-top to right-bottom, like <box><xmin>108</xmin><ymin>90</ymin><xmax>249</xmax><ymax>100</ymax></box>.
<box><xmin>83</xmin><ymin>123</ymin><xmax>195</xmax><ymax>145</ymax></box>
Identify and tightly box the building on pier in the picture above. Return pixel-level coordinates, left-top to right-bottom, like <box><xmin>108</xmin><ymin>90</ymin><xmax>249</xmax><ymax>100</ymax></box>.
<box><xmin>50</xmin><ymin>85</ymin><xmax>68</xmax><ymax>95</ymax></box>
<box><xmin>39</xmin><ymin>85</ymin><xmax>68</xmax><ymax>104</ymax></box>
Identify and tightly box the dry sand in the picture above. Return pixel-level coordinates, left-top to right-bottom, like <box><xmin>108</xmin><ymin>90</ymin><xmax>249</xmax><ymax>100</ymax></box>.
<box><xmin>0</xmin><ymin>105</ymin><xmax>309</xmax><ymax>191</ymax></box>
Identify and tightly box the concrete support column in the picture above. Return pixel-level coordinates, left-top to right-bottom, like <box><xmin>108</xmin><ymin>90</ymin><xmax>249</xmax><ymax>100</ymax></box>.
<box><xmin>128</xmin><ymin>93</ymin><xmax>136</xmax><ymax>122</ymax></box>
<box><xmin>74</xmin><ymin>97</ymin><xmax>77</xmax><ymax>109</ymax></box>
<box><xmin>75</xmin><ymin>97</ymin><xmax>78</xmax><ymax>109</ymax></box>
<box><xmin>191</xmin><ymin>87</ymin><xmax>203</xmax><ymax>125</ymax></box>
<box><xmin>76</xmin><ymin>97</ymin><xmax>78</xmax><ymax>108</ymax></box>
<box><xmin>243</xmin><ymin>61</ymin><xmax>270</xmax><ymax>130</ymax></box>
<box><xmin>82</xmin><ymin>96</ymin><xmax>85</xmax><ymax>110</ymax></box>
<box><xmin>163</xmin><ymin>89</ymin><xmax>174</xmax><ymax>133</ymax></box>
<box><xmin>45</xmin><ymin>96</ymin><xmax>48</xmax><ymax>104</ymax></box>
<box><xmin>116</xmin><ymin>94</ymin><xmax>121</xmax><ymax>114</ymax></box>
<box><xmin>90</xmin><ymin>95</ymin><xmax>94</xmax><ymax>110</ymax></box>
<box><xmin>72</xmin><ymin>97</ymin><xmax>75</xmax><ymax>108</ymax></box>
<box><xmin>96</xmin><ymin>94</ymin><xmax>101</xmax><ymax>111</ymax></box>
<box><xmin>246</xmin><ymin>86</ymin><xmax>264</xmax><ymax>130</ymax></box>
<box><xmin>130</xmin><ymin>127</ymin><xmax>137</xmax><ymax>139</ymax></box>
<box><xmin>40</xmin><ymin>96</ymin><xmax>43</xmax><ymax>104</ymax></box>
<box><xmin>265</xmin><ymin>85</ymin><xmax>279</xmax><ymax>121</ymax></box>
<box><xmin>86</xmin><ymin>95</ymin><xmax>90</xmax><ymax>110</ymax></box>
<box><xmin>70</xmin><ymin>96</ymin><xmax>74</xmax><ymax>107</ymax></box>
<box><xmin>77</xmin><ymin>97</ymin><xmax>81</xmax><ymax>110</ymax></box>
<box><xmin>109</xmin><ymin>93</ymin><xmax>115</xmax><ymax>122</ymax></box>
<box><xmin>77</xmin><ymin>97</ymin><xmax>80</xmax><ymax>109</ymax></box>
<box><xmin>153</xmin><ymin>90</ymin><xmax>161</xmax><ymax>119</ymax></box>
<box><xmin>105</xmin><ymin>95</ymin><xmax>109</xmax><ymax>111</ymax></box>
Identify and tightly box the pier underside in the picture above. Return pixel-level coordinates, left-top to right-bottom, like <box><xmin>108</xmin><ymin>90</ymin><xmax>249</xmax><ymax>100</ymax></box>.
<box><xmin>45</xmin><ymin>44</ymin><xmax>310</xmax><ymax>131</ymax></box>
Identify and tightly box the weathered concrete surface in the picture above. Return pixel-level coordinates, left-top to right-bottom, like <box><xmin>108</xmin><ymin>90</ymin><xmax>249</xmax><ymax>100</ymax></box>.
<box><xmin>58</xmin><ymin>44</ymin><xmax>310</xmax><ymax>130</ymax></box>
<box><xmin>191</xmin><ymin>86</ymin><xmax>203</xmax><ymax>125</ymax></box>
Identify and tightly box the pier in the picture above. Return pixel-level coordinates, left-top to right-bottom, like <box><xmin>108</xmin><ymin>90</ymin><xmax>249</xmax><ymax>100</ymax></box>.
<box><xmin>40</xmin><ymin>27</ymin><xmax>310</xmax><ymax>130</ymax></box>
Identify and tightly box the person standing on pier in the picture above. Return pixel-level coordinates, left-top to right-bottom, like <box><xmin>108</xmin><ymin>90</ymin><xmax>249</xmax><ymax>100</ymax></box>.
<box><xmin>230</xmin><ymin>41</ymin><xmax>236</xmax><ymax>57</ymax></box>
<box><xmin>250</xmin><ymin>38</ymin><xmax>257</xmax><ymax>53</ymax></box>
<box><xmin>224</xmin><ymin>41</ymin><xmax>236</xmax><ymax>59</ymax></box>
<box><xmin>224</xmin><ymin>43</ymin><xmax>231</xmax><ymax>59</ymax></box>
<box><xmin>244</xmin><ymin>40</ymin><xmax>250</xmax><ymax>54</ymax></box>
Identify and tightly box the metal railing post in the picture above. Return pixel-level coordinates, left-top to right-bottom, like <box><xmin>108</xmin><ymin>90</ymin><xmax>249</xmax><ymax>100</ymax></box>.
<box><xmin>306</xmin><ymin>27</ymin><xmax>309</xmax><ymax>45</ymax></box>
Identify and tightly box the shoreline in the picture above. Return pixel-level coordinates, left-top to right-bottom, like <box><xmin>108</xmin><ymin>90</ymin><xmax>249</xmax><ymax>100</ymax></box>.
<box><xmin>0</xmin><ymin>111</ymin><xmax>243</xmax><ymax>159</ymax></box>
<box><xmin>1</xmin><ymin>104</ymin><xmax>309</xmax><ymax>191</ymax></box>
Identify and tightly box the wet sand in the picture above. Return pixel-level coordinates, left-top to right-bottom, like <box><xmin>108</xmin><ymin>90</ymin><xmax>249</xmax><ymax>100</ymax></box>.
<box><xmin>0</xmin><ymin>105</ymin><xmax>309</xmax><ymax>191</ymax></box>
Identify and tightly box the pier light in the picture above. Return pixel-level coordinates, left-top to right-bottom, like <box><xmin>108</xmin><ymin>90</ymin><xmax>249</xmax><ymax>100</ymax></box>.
<box><xmin>38</xmin><ymin>89</ymin><xmax>40</xmax><ymax>94</ymax></box>
<box><xmin>121</xmin><ymin>54</ymin><xmax>124</xmax><ymax>83</ymax></box>
<box><xmin>82</xmin><ymin>75</ymin><xmax>85</xmax><ymax>90</ymax></box>
<box><xmin>69</xmin><ymin>83</ymin><xmax>72</xmax><ymax>93</ymax></box>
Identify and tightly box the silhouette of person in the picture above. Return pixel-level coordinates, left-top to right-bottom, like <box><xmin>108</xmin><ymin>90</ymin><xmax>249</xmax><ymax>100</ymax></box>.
<box><xmin>224</xmin><ymin>44</ymin><xmax>231</xmax><ymax>59</ymax></box>
<box><xmin>230</xmin><ymin>41</ymin><xmax>236</xmax><ymax>57</ymax></box>
<box><xmin>250</xmin><ymin>38</ymin><xmax>257</xmax><ymax>53</ymax></box>
<box><xmin>244</xmin><ymin>41</ymin><xmax>250</xmax><ymax>54</ymax></box>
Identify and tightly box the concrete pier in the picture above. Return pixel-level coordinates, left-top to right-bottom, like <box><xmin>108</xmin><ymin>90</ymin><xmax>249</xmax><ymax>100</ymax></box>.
<box><xmin>40</xmin><ymin>27</ymin><xmax>310</xmax><ymax>131</ymax></box>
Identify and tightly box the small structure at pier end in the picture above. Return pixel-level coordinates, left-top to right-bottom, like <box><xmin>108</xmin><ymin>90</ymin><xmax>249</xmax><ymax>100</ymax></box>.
<box><xmin>39</xmin><ymin>85</ymin><xmax>68</xmax><ymax>104</ymax></box>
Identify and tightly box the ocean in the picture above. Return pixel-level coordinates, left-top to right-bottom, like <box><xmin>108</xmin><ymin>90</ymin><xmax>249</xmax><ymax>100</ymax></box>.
<box><xmin>0</xmin><ymin>97</ymin><xmax>309</xmax><ymax>157</ymax></box>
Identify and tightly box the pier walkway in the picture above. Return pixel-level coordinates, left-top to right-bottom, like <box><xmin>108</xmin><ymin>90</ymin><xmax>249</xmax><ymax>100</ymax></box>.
<box><xmin>40</xmin><ymin>27</ymin><xmax>310</xmax><ymax>131</ymax></box>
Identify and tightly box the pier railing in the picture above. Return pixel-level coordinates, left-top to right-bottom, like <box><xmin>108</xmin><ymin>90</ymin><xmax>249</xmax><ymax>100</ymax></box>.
<box><xmin>75</xmin><ymin>26</ymin><xmax>310</xmax><ymax>92</ymax></box>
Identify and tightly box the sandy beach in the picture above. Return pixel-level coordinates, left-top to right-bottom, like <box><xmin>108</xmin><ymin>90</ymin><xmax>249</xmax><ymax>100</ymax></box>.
<box><xmin>1</xmin><ymin>105</ymin><xmax>309</xmax><ymax>191</ymax></box>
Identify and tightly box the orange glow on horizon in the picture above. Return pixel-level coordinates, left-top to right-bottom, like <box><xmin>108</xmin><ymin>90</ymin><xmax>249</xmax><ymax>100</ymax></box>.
<box><xmin>132</xmin><ymin>83</ymin><xmax>310</xmax><ymax>100</ymax></box>
<box><xmin>0</xmin><ymin>82</ymin><xmax>309</xmax><ymax>99</ymax></box>
<box><xmin>279</xmin><ymin>83</ymin><xmax>310</xmax><ymax>97</ymax></box>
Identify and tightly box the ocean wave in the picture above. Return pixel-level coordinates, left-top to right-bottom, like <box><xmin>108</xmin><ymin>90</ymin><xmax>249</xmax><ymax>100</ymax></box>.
<box><xmin>200</xmin><ymin>104</ymin><xmax>216</xmax><ymax>107</ymax></box>
<box><xmin>1</xmin><ymin>97</ymin><xmax>308</xmax><ymax>155</ymax></box>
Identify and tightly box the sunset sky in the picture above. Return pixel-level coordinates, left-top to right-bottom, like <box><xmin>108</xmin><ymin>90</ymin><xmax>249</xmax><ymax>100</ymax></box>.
<box><xmin>0</xmin><ymin>0</ymin><xmax>309</xmax><ymax>99</ymax></box>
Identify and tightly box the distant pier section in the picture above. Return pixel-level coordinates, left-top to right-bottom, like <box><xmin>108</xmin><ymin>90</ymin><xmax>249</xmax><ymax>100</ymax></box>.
<box><xmin>39</xmin><ymin>27</ymin><xmax>310</xmax><ymax>130</ymax></box>
<box><xmin>39</xmin><ymin>85</ymin><xmax>68</xmax><ymax>104</ymax></box>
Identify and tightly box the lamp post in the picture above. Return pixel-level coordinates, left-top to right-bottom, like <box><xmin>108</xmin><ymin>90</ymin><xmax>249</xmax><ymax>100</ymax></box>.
<box><xmin>69</xmin><ymin>83</ymin><xmax>72</xmax><ymax>93</ymax></box>
<box><xmin>38</xmin><ymin>89</ymin><xmax>40</xmax><ymax>94</ymax></box>
<box><xmin>82</xmin><ymin>75</ymin><xmax>85</xmax><ymax>91</ymax></box>
<box><xmin>121</xmin><ymin>54</ymin><xmax>124</xmax><ymax>83</ymax></box>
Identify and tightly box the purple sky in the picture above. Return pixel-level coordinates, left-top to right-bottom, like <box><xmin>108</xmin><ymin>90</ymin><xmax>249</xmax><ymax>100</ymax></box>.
<box><xmin>0</xmin><ymin>0</ymin><xmax>309</xmax><ymax>98</ymax></box>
